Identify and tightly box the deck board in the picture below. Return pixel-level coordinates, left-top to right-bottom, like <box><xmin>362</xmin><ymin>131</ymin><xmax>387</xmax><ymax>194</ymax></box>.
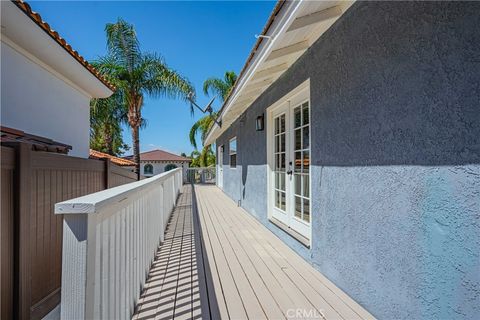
<box><xmin>133</xmin><ymin>184</ymin><xmax>374</xmax><ymax>320</ymax></box>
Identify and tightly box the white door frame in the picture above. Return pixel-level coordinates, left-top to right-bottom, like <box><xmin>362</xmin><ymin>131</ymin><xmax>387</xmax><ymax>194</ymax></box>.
<box><xmin>270</xmin><ymin>104</ymin><xmax>290</xmax><ymax>226</ymax></box>
<box><xmin>217</xmin><ymin>145</ymin><xmax>224</xmax><ymax>189</ymax></box>
<box><xmin>267</xmin><ymin>79</ymin><xmax>311</xmax><ymax>241</ymax></box>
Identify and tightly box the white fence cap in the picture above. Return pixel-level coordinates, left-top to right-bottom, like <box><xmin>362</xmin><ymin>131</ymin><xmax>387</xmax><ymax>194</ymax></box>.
<box><xmin>55</xmin><ymin>168</ymin><xmax>181</xmax><ymax>215</ymax></box>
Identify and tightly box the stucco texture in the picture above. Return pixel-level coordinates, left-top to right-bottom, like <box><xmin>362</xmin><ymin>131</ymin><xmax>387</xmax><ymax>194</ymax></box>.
<box><xmin>216</xmin><ymin>2</ymin><xmax>480</xmax><ymax>319</ymax></box>
<box><xmin>1</xmin><ymin>41</ymin><xmax>91</xmax><ymax>158</ymax></box>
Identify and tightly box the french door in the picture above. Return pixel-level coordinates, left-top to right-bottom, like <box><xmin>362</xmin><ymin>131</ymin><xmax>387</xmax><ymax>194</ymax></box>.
<box><xmin>270</xmin><ymin>98</ymin><xmax>311</xmax><ymax>239</ymax></box>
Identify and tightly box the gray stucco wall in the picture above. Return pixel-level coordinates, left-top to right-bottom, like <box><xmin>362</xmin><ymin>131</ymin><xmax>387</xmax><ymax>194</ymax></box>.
<box><xmin>216</xmin><ymin>2</ymin><xmax>480</xmax><ymax>319</ymax></box>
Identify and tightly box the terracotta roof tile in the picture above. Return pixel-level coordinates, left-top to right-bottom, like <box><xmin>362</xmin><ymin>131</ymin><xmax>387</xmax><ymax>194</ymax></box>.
<box><xmin>89</xmin><ymin>149</ymin><xmax>136</xmax><ymax>166</ymax></box>
<box><xmin>1</xmin><ymin>126</ymin><xmax>72</xmax><ymax>154</ymax></box>
<box><xmin>126</xmin><ymin>149</ymin><xmax>191</xmax><ymax>162</ymax></box>
<box><xmin>12</xmin><ymin>0</ymin><xmax>116</xmax><ymax>91</ymax></box>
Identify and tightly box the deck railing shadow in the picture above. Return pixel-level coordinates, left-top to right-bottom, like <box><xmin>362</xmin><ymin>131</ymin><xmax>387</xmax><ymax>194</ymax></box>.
<box><xmin>191</xmin><ymin>184</ymin><xmax>221</xmax><ymax>319</ymax></box>
<box><xmin>132</xmin><ymin>184</ymin><xmax>220</xmax><ymax>320</ymax></box>
<box><xmin>55</xmin><ymin>168</ymin><xmax>183</xmax><ymax>320</ymax></box>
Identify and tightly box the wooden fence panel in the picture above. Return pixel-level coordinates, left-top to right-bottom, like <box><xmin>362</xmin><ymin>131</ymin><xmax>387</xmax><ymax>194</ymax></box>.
<box><xmin>28</xmin><ymin>152</ymin><xmax>106</xmax><ymax>319</ymax></box>
<box><xmin>1</xmin><ymin>146</ymin><xmax>15</xmax><ymax>320</ymax></box>
<box><xmin>107</xmin><ymin>160</ymin><xmax>137</xmax><ymax>188</ymax></box>
<box><xmin>0</xmin><ymin>143</ymin><xmax>139</xmax><ymax>320</ymax></box>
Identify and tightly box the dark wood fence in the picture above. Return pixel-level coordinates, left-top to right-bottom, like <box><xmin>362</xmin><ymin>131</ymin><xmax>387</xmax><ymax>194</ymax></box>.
<box><xmin>0</xmin><ymin>143</ymin><xmax>137</xmax><ymax>320</ymax></box>
<box><xmin>1</xmin><ymin>147</ymin><xmax>16</xmax><ymax>320</ymax></box>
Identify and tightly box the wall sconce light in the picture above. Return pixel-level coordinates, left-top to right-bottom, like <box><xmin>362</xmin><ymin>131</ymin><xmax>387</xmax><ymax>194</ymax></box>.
<box><xmin>256</xmin><ymin>114</ymin><xmax>264</xmax><ymax>131</ymax></box>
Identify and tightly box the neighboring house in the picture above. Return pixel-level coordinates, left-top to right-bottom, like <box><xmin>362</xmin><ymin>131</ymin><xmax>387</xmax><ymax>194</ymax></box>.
<box><xmin>0</xmin><ymin>1</ymin><xmax>119</xmax><ymax>319</ymax></box>
<box><xmin>128</xmin><ymin>149</ymin><xmax>191</xmax><ymax>178</ymax></box>
<box><xmin>89</xmin><ymin>149</ymin><xmax>136</xmax><ymax>169</ymax></box>
<box><xmin>1</xmin><ymin>0</ymin><xmax>114</xmax><ymax>158</ymax></box>
<box><xmin>205</xmin><ymin>1</ymin><xmax>480</xmax><ymax>320</ymax></box>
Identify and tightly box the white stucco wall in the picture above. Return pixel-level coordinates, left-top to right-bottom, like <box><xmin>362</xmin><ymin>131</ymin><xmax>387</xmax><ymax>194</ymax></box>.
<box><xmin>1</xmin><ymin>41</ymin><xmax>91</xmax><ymax>158</ymax></box>
<box><xmin>140</xmin><ymin>161</ymin><xmax>189</xmax><ymax>180</ymax></box>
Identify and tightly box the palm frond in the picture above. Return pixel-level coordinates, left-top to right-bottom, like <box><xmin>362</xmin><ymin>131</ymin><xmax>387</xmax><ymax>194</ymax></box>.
<box><xmin>189</xmin><ymin>121</ymin><xmax>200</xmax><ymax>149</ymax></box>
<box><xmin>203</xmin><ymin>77</ymin><xmax>228</xmax><ymax>100</ymax></box>
<box><xmin>140</xmin><ymin>53</ymin><xmax>195</xmax><ymax>103</ymax></box>
<box><xmin>105</xmin><ymin>19</ymin><xmax>140</xmax><ymax>72</ymax></box>
<box><xmin>224</xmin><ymin>71</ymin><xmax>238</xmax><ymax>87</ymax></box>
<box><xmin>188</xmin><ymin>112</ymin><xmax>217</xmax><ymax>149</ymax></box>
<box><xmin>91</xmin><ymin>56</ymin><xmax>128</xmax><ymax>88</ymax></box>
<box><xmin>203</xmin><ymin>71</ymin><xmax>237</xmax><ymax>102</ymax></box>
<box><xmin>199</xmin><ymin>114</ymin><xmax>215</xmax><ymax>145</ymax></box>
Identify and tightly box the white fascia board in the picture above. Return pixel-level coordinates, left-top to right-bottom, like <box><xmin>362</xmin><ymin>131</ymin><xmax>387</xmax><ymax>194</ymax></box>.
<box><xmin>1</xmin><ymin>1</ymin><xmax>113</xmax><ymax>98</ymax></box>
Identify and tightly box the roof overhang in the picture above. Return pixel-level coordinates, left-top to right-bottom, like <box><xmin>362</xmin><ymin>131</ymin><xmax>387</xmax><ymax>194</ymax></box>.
<box><xmin>205</xmin><ymin>0</ymin><xmax>353</xmax><ymax>145</ymax></box>
<box><xmin>1</xmin><ymin>0</ymin><xmax>114</xmax><ymax>98</ymax></box>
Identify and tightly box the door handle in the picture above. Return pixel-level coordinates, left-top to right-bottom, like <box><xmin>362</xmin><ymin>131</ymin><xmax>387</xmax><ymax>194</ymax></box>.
<box><xmin>286</xmin><ymin>170</ymin><xmax>293</xmax><ymax>175</ymax></box>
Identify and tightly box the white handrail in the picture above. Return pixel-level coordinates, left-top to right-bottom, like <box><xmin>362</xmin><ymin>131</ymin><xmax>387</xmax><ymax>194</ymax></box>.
<box><xmin>55</xmin><ymin>168</ymin><xmax>182</xmax><ymax>320</ymax></box>
<box><xmin>186</xmin><ymin>166</ymin><xmax>216</xmax><ymax>184</ymax></box>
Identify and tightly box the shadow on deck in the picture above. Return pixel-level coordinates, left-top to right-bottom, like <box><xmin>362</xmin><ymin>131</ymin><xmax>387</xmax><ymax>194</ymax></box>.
<box><xmin>132</xmin><ymin>185</ymin><xmax>217</xmax><ymax>320</ymax></box>
<box><xmin>133</xmin><ymin>185</ymin><xmax>374</xmax><ymax>320</ymax></box>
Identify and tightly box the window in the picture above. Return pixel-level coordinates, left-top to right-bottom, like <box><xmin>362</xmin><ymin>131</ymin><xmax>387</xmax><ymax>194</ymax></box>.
<box><xmin>144</xmin><ymin>164</ymin><xmax>153</xmax><ymax>175</ymax></box>
<box><xmin>164</xmin><ymin>163</ymin><xmax>177</xmax><ymax>172</ymax></box>
<box><xmin>229</xmin><ymin>137</ymin><xmax>237</xmax><ymax>168</ymax></box>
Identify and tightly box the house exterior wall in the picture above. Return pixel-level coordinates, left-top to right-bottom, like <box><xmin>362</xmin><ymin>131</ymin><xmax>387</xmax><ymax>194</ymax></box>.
<box><xmin>1</xmin><ymin>41</ymin><xmax>91</xmax><ymax>158</ymax></box>
<box><xmin>140</xmin><ymin>161</ymin><xmax>189</xmax><ymax>179</ymax></box>
<box><xmin>215</xmin><ymin>2</ymin><xmax>480</xmax><ymax>319</ymax></box>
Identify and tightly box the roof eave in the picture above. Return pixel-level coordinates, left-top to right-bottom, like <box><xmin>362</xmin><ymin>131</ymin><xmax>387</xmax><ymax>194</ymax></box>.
<box><xmin>205</xmin><ymin>0</ymin><xmax>352</xmax><ymax>145</ymax></box>
<box><xmin>204</xmin><ymin>0</ymin><xmax>293</xmax><ymax>145</ymax></box>
<box><xmin>2</xmin><ymin>0</ymin><xmax>115</xmax><ymax>97</ymax></box>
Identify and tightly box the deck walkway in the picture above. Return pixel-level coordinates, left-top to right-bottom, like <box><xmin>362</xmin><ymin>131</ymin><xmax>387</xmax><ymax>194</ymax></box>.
<box><xmin>133</xmin><ymin>185</ymin><xmax>374</xmax><ymax>320</ymax></box>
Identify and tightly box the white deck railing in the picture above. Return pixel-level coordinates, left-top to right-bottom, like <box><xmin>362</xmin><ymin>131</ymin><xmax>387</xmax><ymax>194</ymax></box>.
<box><xmin>186</xmin><ymin>166</ymin><xmax>216</xmax><ymax>184</ymax></box>
<box><xmin>55</xmin><ymin>168</ymin><xmax>182</xmax><ymax>320</ymax></box>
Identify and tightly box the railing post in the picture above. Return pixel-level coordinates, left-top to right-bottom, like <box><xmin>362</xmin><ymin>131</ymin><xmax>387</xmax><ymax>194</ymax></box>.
<box><xmin>56</xmin><ymin>168</ymin><xmax>181</xmax><ymax>319</ymax></box>
<box><xmin>60</xmin><ymin>214</ymin><xmax>93</xmax><ymax>319</ymax></box>
<box><xmin>158</xmin><ymin>183</ymin><xmax>165</xmax><ymax>243</ymax></box>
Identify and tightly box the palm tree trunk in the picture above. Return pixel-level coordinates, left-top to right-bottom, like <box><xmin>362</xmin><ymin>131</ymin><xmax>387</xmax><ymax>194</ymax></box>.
<box><xmin>132</xmin><ymin>125</ymin><xmax>141</xmax><ymax>180</ymax></box>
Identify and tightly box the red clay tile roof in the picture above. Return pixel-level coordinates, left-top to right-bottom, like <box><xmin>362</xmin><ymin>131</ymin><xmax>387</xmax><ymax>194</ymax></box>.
<box><xmin>89</xmin><ymin>149</ymin><xmax>136</xmax><ymax>166</ymax></box>
<box><xmin>12</xmin><ymin>0</ymin><xmax>115</xmax><ymax>91</ymax></box>
<box><xmin>1</xmin><ymin>126</ymin><xmax>72</xmax><ymax>154</ymax></box>
<box><xmin>128</xmin><ymin>149</ymin><xmax>191</xmax><ymax>162</ymax></box>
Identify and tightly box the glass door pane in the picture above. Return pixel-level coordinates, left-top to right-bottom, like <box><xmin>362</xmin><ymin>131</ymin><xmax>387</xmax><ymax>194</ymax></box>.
<box><xmin>292</xmin><ymin>101</ymin><xmax>310</xmax><ymax>224</ymax></box>
<box><xmin>274</xmin><ymin>114</ymin><xmax>287</xmax><ymax>212</ymax></box>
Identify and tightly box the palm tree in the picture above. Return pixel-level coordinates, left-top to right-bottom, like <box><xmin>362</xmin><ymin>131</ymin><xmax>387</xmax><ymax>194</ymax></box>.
<box><xmin>90</xmin><ymin>88</ymin><xmax>129</xmax><ymax>155</ymax></box>
<box><xmin>189</xmin><ymin>71</ymin><xmax>237</xmax><ymax>165</ymax></box>
<box><xmin>94</xmin><ymin>19</ymin><xmax>194</xmax><ymax>179</ymax></box>
<box><xmin>188</xmin><ymin>112</ymin><xmax>217</xmax><ymax>166</ymax></box>
<box><xmin>203</xmin><ymin>71</ymin><xmax>237</xmax><ymax>101</ymax></box>
<box><xmin>189</xmin><ymin>112</ymin><xmax>217</xmax><ymax>150</ymax></box>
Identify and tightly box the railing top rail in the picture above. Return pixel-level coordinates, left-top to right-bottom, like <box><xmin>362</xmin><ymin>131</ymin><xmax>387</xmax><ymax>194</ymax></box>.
<box><xmin>55</xmin><ymin>168</ymin><xmax>181</xmax><ymax>215</ymax></box>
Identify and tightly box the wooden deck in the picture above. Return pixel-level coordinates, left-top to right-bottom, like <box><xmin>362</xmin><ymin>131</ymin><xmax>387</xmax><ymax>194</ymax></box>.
<box><xmin>133</xmin><ymin>185</ymin><xmax>374</xmax><ymax>320</ymax></box>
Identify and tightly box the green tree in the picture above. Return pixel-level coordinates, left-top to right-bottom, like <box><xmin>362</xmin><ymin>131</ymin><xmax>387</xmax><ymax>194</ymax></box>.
<box><xmin>189</xmin><ymin>112</ymin><xmax>217</xmax><ymax>150</ymax></box>
<box><xmin>90</xmin><ymin>88</ymin><xmax>129</xmax><ymax>155</ymax></box>
<box><xmin>189</xmin><ymin>71</ymin><xmax>237</xmax><ymax>167</ymax></box>
<box><xmin>190</xmin><ymin>150</ymin><xmax>201</xmax><ymax>167</ymax></box>
<box><xmin>94</xmin><ymin>19</ymin><xmax>194</xmax><ymax>179</ymax></box>
<box><xmin>203</xmin><ymin>71</ymin><xmax>237</xmax><ymax>101</ymax></box>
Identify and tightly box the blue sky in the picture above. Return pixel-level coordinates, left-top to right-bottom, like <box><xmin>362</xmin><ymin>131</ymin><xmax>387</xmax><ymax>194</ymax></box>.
<box><xmin>30</xmin><ymin>1</ymin><xmax>275</xmax><ymax>155</ymax></box>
